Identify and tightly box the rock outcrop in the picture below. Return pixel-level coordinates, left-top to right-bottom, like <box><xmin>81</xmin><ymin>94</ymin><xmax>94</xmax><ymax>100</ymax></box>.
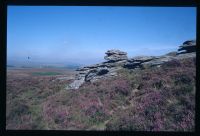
<box><xmin>85</xmin><ymin>68</ymin><xmax>109</xmax><ymax>82</ymax></box>
<box><xmin>66</xmin><ymin>40</ymin><xmax>196</xmax><ymax>90</ymax></box>
<box><xmin>178</xmin><ymin>40</ymin><xmax>196</xmax><ymax>54</ymax></box>
<box><xmin>66</xmin><ymin>50</ymin><xmax>127</xmax><ymax>89</ymax></box>
<box><xmin>104</xmin><ymin>50</ymin><xmax>128</xmax><ymax>62</ymax></box>
<box><xmin>124</xmin><ymin>56</ymin><xmax>157</xmax><ymax>69</ymax></box>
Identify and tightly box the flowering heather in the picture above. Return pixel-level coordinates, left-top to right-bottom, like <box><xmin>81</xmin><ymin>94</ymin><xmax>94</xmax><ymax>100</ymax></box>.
<box><xmin>6</xmin><ymin>58</ymin><xmax>195</xmax><ymax>131</ymax></box>
<box><xmin>106</xmin><ymin>58</ymin><xmax>195</xmax><ymax>131</ymax></box>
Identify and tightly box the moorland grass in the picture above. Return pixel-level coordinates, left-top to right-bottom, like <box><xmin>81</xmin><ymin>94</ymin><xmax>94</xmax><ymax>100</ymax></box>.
<box><xmin>32</xmin><ymin>72</ymin><xmax>62</xmax><ymax>76</ymax></box>
<box><xmin>6</xmin><ymin>58</ymin><xmax>195</xmax><ymax>131</ymax></box>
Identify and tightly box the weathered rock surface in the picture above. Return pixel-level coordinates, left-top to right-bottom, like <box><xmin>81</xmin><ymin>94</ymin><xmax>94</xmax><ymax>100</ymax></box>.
<box><xmin>66</xmin><ymin>40</ymin><xmax>196</xmax><ymax>90</ymax></box>
<box><xmin>141</xmin><ymin>55</ymin><xmax>174</xmax><ymax>68</ymax></box>
<box><xmin>130</xmin><ymin>56</ymin><xmax>157</xmax><ymax>62</ymax></box>
<box><xmin>85</xmin><ymin>68</ymin><xmax>109</xmax><ymax>82</ymax></box>
<box><xmin>65</xmin><ymin>78</ymin><xmax>85</xmax><ymax>90</ymax></box>
<box><xmin>178</xmin><ymin>40</ymin><xmax>196</xmax><ymax>54</ymax></box>
<box><xmin>66</xmin><ymin>50</ymin><xmax>128</xmax><ymax>89</ymax></box>
<box><xmin>124</xmin><ymin>56</ymin><xmax>157</xmax><ymax>69</ymax></box>
<box><xmin>104</xmin><ymin>50</ymin><xmax>128</xmax><ymax>62</ymax></box>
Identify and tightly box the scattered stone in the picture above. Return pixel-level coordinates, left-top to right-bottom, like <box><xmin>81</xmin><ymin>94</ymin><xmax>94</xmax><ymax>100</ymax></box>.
<box><xmin>66</xmin><ymin>78</ymin><xmax>85</xmax><ymax>90</ymax></box>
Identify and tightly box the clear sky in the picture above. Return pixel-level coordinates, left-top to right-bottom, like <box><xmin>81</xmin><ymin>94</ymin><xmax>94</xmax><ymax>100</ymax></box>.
<box><xmin>7</xmin><ymin>6</ymin><xmax>196</xmax><ymax>65</ymax></box>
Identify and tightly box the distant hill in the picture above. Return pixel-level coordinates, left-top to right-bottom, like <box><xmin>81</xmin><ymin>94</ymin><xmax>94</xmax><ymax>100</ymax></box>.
<box><xmin>7</xmin><ymin>65</ymin><xmax>15</xmax><ymax>68</ymax></box>
<box><xmin>6</xmin><ymin>60</ymin><xmax>83</xmax><ymax>70</ymax></box>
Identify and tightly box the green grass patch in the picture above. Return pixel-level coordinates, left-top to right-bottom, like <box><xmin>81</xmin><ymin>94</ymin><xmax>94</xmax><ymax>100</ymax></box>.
<box><xmin>29</xmin><ymin>105</ymin><xmax>47</xmax><ymax>129</ymax></box>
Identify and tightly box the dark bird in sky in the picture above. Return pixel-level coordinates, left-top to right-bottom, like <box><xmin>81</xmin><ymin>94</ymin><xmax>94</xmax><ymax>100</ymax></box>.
<box><xmin>28</xmin><ymin>56</ymin><xmax>30</xmax><ymax>60</ymax></box>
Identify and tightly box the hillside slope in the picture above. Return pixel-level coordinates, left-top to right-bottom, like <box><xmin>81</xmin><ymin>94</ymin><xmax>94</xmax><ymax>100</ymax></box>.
<box><xmin>7</xmin><ymin>57</ymin><xmax>195</xmax><ymax>131</ymax></box>
<box><xmin>6</xmin><ymin>40</ymin><xmax>196</xmax><ymax>131</ymax></box>
<box><xmin>40</xmin><ymin>57</ymin><xmax>195</xmax><ymax>131</ymax></box>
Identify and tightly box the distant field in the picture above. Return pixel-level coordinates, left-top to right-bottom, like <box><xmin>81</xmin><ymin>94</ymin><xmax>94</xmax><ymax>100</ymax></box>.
<box><xmin>32</xmin><ymin>72</ymin><xmax>62</xmax><ymax>76</ymax></box>
<box><xmin>7</xmin><ymin>68</ymin><xmax>76</xmax><ymax>77</ymax></box>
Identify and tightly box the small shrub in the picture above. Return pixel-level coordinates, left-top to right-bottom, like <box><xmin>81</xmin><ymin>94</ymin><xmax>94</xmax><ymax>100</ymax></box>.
<box><xmin>112</xmin><ymin>79</ymin><xmax>131</xmax><ymax>96</ymax></box>
<box><xmin>163</xmin><ymin>59</ymin><xmax>181</xmax><ymax>67</ymax></box>
<box><xmin>173</xmin><ymin>74</ymin><xmax>192</xmax><ymax>85</ymax></box>
<box><xmin>7</xmin><ymin>100</ymin><xmax>30</xmax><ymax>119</ymax></box>
<box><xmin>153</xmin><ymin>80</ymin><xmax>164</xmax><ymax>89</ymax></box>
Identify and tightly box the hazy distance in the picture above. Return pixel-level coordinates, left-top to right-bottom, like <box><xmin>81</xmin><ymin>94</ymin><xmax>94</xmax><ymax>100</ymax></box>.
<box><xmin>7</xmin><ymin>6</ymin><xmax>196</xmax><ymax>68</ymax></box>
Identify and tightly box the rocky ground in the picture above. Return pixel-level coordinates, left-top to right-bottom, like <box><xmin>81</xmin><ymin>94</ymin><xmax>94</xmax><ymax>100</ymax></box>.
<box><xmin>67</xmin><ymin>40</ymin><xmax>196</xmax><ymax>90</ymax></box>
<box><xmin>6</xmin><ymin>40</ymin><xmax>196</xmax><ymax>131</ymax></box>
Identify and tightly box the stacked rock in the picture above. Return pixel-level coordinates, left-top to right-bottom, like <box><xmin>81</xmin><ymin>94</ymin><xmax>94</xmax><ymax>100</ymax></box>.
<box><xmin>104</xmin><ymin>50</ymin><xmax>128</xmax><ymax>62</ymax></box>
<box><xmin>178</xmin><ymin>40</ymin><xmax>196</xmax><ymax>54</ymax></box>
<box><xmin>66</xmin><ymin>50</ymin><xmax>128</xmax><ymax>89</ymax></box>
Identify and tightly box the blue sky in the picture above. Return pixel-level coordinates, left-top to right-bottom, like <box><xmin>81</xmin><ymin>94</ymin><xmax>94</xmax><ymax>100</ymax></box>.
<box><xmin>7</xmin><ymin>6</ymin><xmax>196</xmax><ymax>65</ymax></box>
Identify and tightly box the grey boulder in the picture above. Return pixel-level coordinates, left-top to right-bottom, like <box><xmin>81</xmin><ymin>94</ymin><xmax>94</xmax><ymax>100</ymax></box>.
<box><xmin>104</xmin><ymin>49</ymin><xmax>128</xmax><ymax>62</ymax></box>
<box><xmin>178</xmin><ymin>40</ymin><xmax>196</xmax><ymax>54</ymax></box>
